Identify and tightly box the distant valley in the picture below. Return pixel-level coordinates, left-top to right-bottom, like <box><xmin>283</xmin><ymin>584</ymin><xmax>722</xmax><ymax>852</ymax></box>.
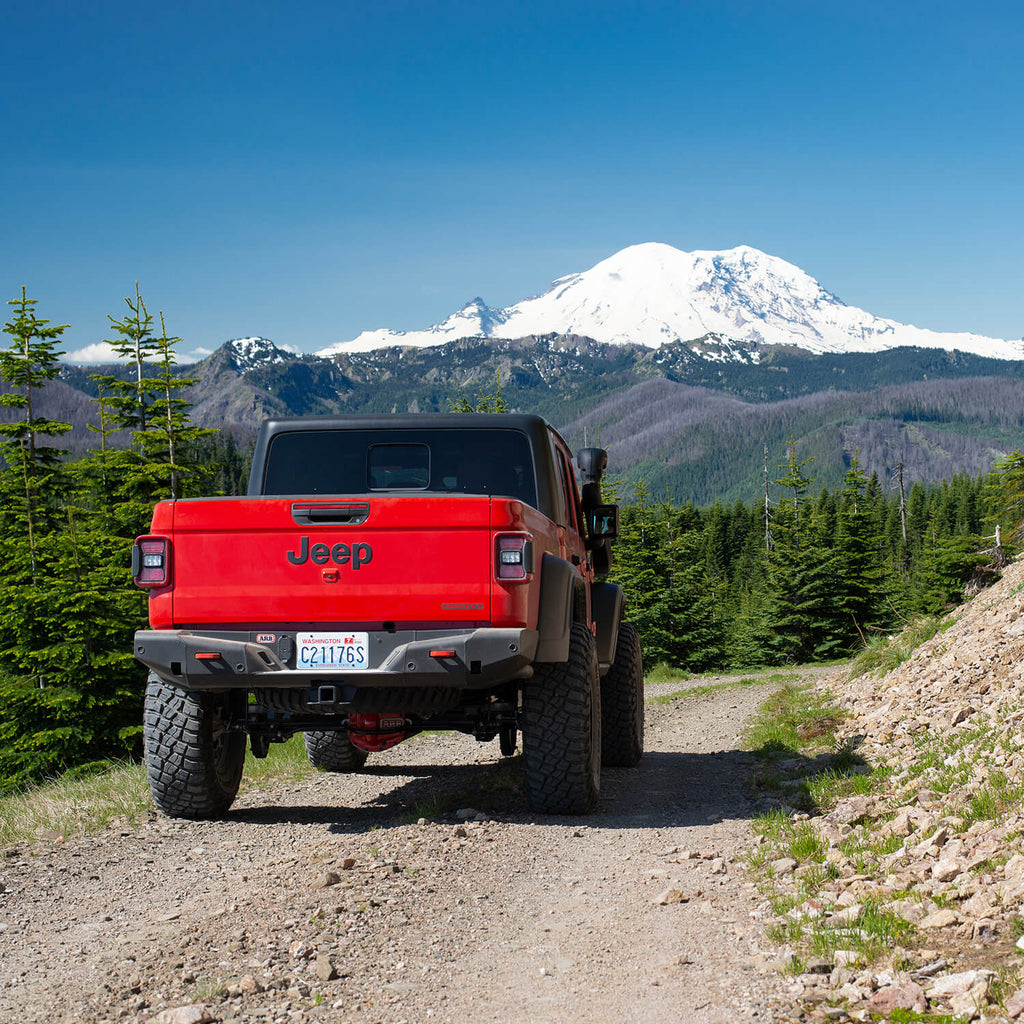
<box><xmin>42</xmin><ymin>334</ymin><xmax>1024</xmax><ymax>505</ymax></box>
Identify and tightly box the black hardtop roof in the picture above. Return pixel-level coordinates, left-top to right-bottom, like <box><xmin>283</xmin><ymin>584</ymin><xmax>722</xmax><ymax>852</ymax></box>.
<box><xmin>258</xmin><ymin>413</ymin><xmax>551</xmax><ymax>433</ymax></box>
<box><xmin>250</xmin><ymin>414</ymin><xmax>576</xmax><ymax>521</ymax></box>
<box><xmin>254</xmin><ymin>413</ymin><xmax>569</xmax><ymax>459</ymax></box>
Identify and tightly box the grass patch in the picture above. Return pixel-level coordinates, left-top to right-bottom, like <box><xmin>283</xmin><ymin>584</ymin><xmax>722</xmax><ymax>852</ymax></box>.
<box><xmin>0</xmin><ymin>760</ymin><xmax>151</xmax><ymax>846</ymax></box>
<box><xmin>648</xmin><ymin>666</ymin><xmax>811</xmax><ymax>705</ymax></box>
<box><xmin>643</xmin><ymin>661</ymin><xmax>690</xmax><ymax>684</ymax></box>
<box><xmin>650</xmin><ymin>676</ymin><xmax>765</xmax><ymax>704</ymax></box>
<box><xmin>961</xmin><ymin>769</ymin><xmax>1024</xmax><ymax>829</ymax></box>
<box><xmin>742</xmin><ymin>682</ymin><xmax>918</xmax><ymax>971</ymax></box>
<box><xmin>406</xmin><ymin>791</ymin><xmax>458</xmax><ymax>823</ymax></box>
<box><xmin>806</xmin><ymin>897</ymin><xmax>916</xmax><ymax>964</ymax></box>
<box><xmin>243</xmin><ymin>733</ymin><xmax>315</xmax><ymax>785</ymax></box>
<box><xmin>849</xmin><ymin>614</ymin><xmax>952</xmax><ymax>679</ymax></box>
<box><xmin>742</xmin><ymin>683</ymin><xmax>847</xmax><ymax>756</ymax></box>
<box><xmin>1</xmin><ymin>733</ymin><xmax>316</xmax><ymax>846</ymax></box>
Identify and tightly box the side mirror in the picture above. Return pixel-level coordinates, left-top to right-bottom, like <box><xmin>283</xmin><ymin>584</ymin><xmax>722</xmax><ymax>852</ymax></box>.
<box><xmin>587</xmin><ymin>504</ymin><xmax>619</xmax><ymax>541</ymax></box>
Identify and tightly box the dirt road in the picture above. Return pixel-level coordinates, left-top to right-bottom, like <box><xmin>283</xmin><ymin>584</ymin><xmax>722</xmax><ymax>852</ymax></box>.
<box><xmin>0</xmin><ymin>678</ymin><xmax>801</xmax><ymax>1024</ymax></box>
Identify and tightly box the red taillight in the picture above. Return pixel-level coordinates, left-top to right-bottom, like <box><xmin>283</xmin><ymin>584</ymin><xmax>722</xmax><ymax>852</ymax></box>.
<box><xmin>495</xmin><ymin>534</ymin><xmax>534</xmax><ymax>581</ymax></box>
<box><xmin>132</xmin><ymin>535</ymin><xmax>171</xmax><ymax>588</ymax></box>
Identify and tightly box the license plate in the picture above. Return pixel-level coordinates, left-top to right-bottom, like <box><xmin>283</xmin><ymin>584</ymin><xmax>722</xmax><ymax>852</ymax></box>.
<box><xmin>296</xmin><ymin>632</ymin><xmax>369</xmax><ymax>671</ymax></box>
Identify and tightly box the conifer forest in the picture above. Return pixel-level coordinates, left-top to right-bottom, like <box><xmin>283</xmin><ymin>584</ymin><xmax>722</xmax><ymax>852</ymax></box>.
<box><xmin>2</xmin><ymin>290</ymin><xmax>1023</xmax><ymax>794</ymax></box>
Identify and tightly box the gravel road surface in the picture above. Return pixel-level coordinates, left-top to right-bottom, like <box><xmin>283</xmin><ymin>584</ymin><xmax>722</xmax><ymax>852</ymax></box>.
<box><xmin>0</xmin><ymin>677</ymin><xmax>805</xmax><ymax>1024</ymax></box>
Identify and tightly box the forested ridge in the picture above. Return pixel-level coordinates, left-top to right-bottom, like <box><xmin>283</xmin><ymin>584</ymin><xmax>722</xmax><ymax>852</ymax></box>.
<box><xmin>2</xmin><ymin>291</ymin><xmax>1023</xmax><ymax>794</ymax></box>
<box><xmin>568</xmin><ymin>374</ymin><xmax>1024</xmax><ymax>504</ymax></box>
<box><xmin>14</xmin><ymin>333</ymin><xmax>1024</xmax><ymax>509</ymax></box>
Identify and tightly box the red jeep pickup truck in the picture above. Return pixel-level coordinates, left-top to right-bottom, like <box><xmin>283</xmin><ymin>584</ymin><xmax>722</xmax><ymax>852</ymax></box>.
<box><xmin>132</xmin><ymin>414</ymin><xmax>643</xmax><ymax>819</ymax></box>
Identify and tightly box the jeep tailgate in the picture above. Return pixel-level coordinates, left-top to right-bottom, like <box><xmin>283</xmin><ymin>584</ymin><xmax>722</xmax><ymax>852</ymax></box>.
<box><xmin>150</xmin><ymin>496</ymin><xmax>494</xmax><ymax>628</ymax></box>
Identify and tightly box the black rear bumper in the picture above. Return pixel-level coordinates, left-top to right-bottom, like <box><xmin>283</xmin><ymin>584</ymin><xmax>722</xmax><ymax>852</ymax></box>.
<box><xmin>133</xmin><ymin>627</ymin><xmax>538</xmax><ymax>692</ymax></box>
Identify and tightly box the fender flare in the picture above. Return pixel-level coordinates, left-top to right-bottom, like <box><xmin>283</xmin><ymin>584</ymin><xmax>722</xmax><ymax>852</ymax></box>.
<box><xmin>534</xmin><ymin>554</ymin><xmax>576</xmax><ymax>663</ymax></box>
<box><xmin>591</xmin><ymin>580</ymin><xmax>624</xmax><ymax>672</ymax></box>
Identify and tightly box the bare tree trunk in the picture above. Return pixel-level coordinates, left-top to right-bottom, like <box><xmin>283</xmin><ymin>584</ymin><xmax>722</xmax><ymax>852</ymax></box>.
<box><xmin>898</xmin><ymin>461</ymin><xmax>907</xmax><ymax>545</ymax></box>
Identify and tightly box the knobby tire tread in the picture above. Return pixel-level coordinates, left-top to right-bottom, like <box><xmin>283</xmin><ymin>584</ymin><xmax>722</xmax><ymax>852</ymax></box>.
<box><xmin>600</xmin><ymin>621</ymin><xmax>644</xmax><ymax>766</ymax></box>
<box><xmin>522</xmin><ymin>623</ymin><xmax>601</xmax><ymax>815</ymax></box>
<box><xmin>144</xmin><ymin>678</ymin><xmax>245</xmax><ymax>820</ymax></box>
<box><xmin>304</xmin><ymin>730</ymin><xmax>369</xmax><ymax>772</ymax></box>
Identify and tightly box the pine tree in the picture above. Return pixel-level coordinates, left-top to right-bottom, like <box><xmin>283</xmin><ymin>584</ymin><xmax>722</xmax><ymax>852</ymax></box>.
<box><xmin>764</xmin><ymin>440</ymin><xmax>830</xmax><ymax>662</ymax></box>
<box><xmin>448</xmin><ymin>369</ymin><xmax>509</xmax><ymax>413</ymax></box>
<box><xmin>89</xmin><ymin>284</ymin><xmax>162</xmax><ymax>437</ymax></box>
<box><xmin>0</xmin><ymin>291</ymin><xmax>217</xmax><ymax>791</ymax></box>
<box><xmin>0</xmin><ymin>288</ymin><xmax>71</xmax><ymax>579</ymax></box>
<box><xmin>140</xmin><ymin>314</ymin><xmax>217</xmax><ymax>499</ymax></box>
<box><xmin>992</xmin><ymin>449</ymin><xmax>1024</xmax><ymax>544</ymax></box>
<box><xmin>611</xmin><ymin>493</ymin><xmax>725</xmax><ymax>671</ymax></box>
<box><xmin>832</xmin><ymin>452</ymin><xmax>888</xmax><ymax>649</ymax></box>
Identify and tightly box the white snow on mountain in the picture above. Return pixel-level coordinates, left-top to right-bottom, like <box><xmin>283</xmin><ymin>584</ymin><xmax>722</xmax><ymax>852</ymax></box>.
<box><xmin>225</xmin><ymin>337</ymin><xmax>297</xmax><ymax>372</ymax></box>
<box><xmin>339</xmin><ymin>298</ymin><xmax>509</xmax><ymax>353</ymax></box>
<box><xmin>317</xmin><ymin>243</ymin><xmax>1024</xmax><ymax>361</ymax></box>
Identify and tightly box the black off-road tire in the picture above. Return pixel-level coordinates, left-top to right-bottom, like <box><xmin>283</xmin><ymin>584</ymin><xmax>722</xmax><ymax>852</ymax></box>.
<box><xmin>144</xmin><ymin>677</ymin><xmax>246</xmax><ymax>819</ymax></box>
<box><xmin>303</xmin><ymin>730</ymin><xmax>369</xmax><ymax>772</ymax></box>
<box><xmin>600</xmin><ymin>621</ymin><xmax>644</xmax><ymax>767</ymax></box>
<box><xmin>522</xmin><ymin>623</ymin><xmax>601</xmax><ymax>815</ymax></box>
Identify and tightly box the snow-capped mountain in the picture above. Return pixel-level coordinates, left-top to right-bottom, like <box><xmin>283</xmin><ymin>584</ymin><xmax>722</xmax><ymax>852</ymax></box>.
<box><xmin>317</xmin><ymin>243</ymin><xmax>1023</xmax><ymax>361</ymax></box>
<box><xmin>224</xmin><ymin>337</ymin><xmax>295</xmax><ymax>372</ymax></box>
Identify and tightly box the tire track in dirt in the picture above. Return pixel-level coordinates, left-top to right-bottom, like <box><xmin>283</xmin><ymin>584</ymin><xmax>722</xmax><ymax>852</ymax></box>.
<box><xmin>0</xmin><ymin>673</ymin><xmax>815</xmax><ymax>1024</ymax></box>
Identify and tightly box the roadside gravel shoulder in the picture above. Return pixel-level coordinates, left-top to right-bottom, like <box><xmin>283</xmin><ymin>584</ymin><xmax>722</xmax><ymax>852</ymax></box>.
<box><xmin>0</xmin><ymin>672</ymin><xmax>814</xmax><ymax>1024</ymax></box>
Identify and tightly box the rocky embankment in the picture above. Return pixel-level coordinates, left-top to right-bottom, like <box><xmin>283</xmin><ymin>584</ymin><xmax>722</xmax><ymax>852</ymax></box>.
<box><xmin>763</xmin><ymin>556</ymin><xmax>1024</xmax><ymax>1022</ymax></box>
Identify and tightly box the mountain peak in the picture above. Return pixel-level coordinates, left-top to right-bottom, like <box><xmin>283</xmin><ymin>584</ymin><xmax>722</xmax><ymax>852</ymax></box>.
<box><xmin>316</xmin><ymin>244</ymin><xmax>1023</xmax><ymax>361</ymax></box>
<box><xmin>223</xmin><ymin>337</ymin><xmax>292</xmax><ymax>372</ymax></box>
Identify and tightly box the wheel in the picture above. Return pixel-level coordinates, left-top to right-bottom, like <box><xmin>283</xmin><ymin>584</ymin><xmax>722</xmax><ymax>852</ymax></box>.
<box><xmin>600</xmin><ymin>621</ymin><xmax>644</xmax><ymax>767</ymax></box>
<box><xmin>499</xmin><ymin>724</ymin><xmax>517</xmax><ymax>757</ymax></box>
<box><xmin>522</xmin><ymin>623</ymin><xmax>601</xmax><ymax>814</ymax></box>
<box><xmin>144</xmin><ymin>677</ymin><xmax>246</xmax><ymax>819</ymax></box>
<box><xmin>304</xmin><ymin>730</ymin><xmax>369</xmax><ymax>772</ymax></box>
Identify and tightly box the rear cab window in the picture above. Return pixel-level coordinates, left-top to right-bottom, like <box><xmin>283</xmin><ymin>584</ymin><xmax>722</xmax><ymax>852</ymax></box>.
<box><xmin>261</xmin><ymin>428</ymin><xmax>539</xmax><ymax>509</ymax></box>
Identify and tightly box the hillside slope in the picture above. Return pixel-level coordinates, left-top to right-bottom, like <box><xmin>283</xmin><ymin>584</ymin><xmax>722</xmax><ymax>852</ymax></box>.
<box><xmin>568</xmin><ymin>375</ymin><xmax>1024</xmax><ymax>503</ymax></box>
<box><xmin>757</xmin><ymin>556</ymin><xmax>1024</xmax><ymax>1018</ymax></box>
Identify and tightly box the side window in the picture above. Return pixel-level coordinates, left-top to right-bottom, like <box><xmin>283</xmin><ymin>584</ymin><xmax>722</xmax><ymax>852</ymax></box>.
<box><xmin>564</xmin><ymin>452</ymin><xmax>587</xmax><ymax>537</ymax></box>
<box><xmin>547</xmin><ymin>433</ymin><xmax>569</xmax><ymax>526</ymax></box>
<box><xmin>555</xmin><ymin>446</ymin><xmax>586</xmax><ymax>538</ymax></box>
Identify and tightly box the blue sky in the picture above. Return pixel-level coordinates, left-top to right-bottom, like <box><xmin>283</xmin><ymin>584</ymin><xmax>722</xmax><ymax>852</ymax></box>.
<box><xmin>1</xmin><ymin>0</ymin><xmax>1021</xmax><ymax>360</ymax></box>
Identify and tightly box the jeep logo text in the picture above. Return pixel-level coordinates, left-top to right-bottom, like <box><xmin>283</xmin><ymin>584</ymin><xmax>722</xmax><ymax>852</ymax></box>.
<box><xmin>286</xmin><ymin>537</ymin><xmax>373</xmax><ymax>569</ymax></box>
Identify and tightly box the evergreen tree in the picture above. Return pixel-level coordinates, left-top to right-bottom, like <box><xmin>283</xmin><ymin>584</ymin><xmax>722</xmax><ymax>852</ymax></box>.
<box><xmin>764</xmin><ymin>440</ymin><xmax>831</xmax><ymax>662</ymax></box>
<box><xmin>0</xmin><ymin>289</ymin><xmax>71</xmax><ymax>578</ymax></box>
<box><xmin>611</xmin><ymin>486</ymin><xmax>724</xmax><ymax>670</ymax></box>
<box><xmin>0</xmin><ymin>290</ymin><xmax>217</xmax><ymax>792</ymax></box>
<box><xmin>992</xmin><ymin>449</ymin><xmax>1024</xmax><ymax>544</ymax></box>
<box><xmin>0</xmin><ymin>290</ymin><xmax>124</xmax><ymax>787</ymax></box>
<box><xmin>832</xmin><ymin>452</ymin><xmax>888</xmax><ymax>648</ymax></box>
<box><xmin>140</xmin><ymin>313</ymin><xmax>217</xmax><ymax>500</ymax></box>
<box><xmin>89</xmin><ymin>284</ymin><xmax>162</xmax><ymax>437</ymax></box>
<box><xmin>448</xmin><ymin>370</ymin><xmax>509</xmax><ymax>413</ymax></box>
